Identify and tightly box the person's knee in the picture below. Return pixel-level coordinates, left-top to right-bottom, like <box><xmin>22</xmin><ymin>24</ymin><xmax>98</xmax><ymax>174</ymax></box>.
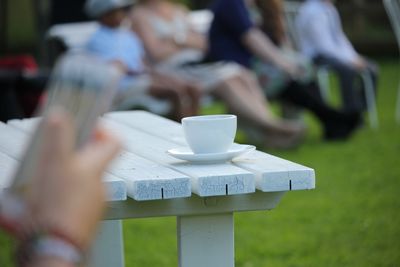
<box><xmin>238</xmin><ymin>68</ymin><xmax>257</xmax><ymax>84</ymax></box>
<box><xmin>216</xmin><ymin>76</ymin><xmax>239</xmax><ymax>93</ymax></box>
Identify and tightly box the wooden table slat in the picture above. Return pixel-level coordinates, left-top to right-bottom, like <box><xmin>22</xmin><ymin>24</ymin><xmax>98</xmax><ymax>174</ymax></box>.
<box><xmin>109</xmin><ymin>151</ymin><xmax>191</xmax><ymax>200</ymax></box>
<box><xmin>0</xmin><ymin>122</ymin><xmax>126</xmax><ymax>201</ymax></box>
<box><xmin>5</xmin><ymin>118</ymin><xmax>192</xmax><ymax>201</ymax></box>
<box><xmin>8</xmin><ymin>117</ymin><xmax>40</xmax><ymax>133</ymax></box>
<box><xmin>0</xmin><ymin>121</ymin><xmax>31</xmax><ymax>159</ymax></box>
<box><xmin>0</xmin><ymin>151</ymin><xmax>18</xmax><ymax>189</ymax></box>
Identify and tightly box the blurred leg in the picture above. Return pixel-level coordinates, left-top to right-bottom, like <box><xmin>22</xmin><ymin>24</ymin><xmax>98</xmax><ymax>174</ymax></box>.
<box><xmin>314</xmin><ymin>55</ymin><xmax>363</xmax><ymax>112</ymax></box>
<box><xmin>279</xmin><ymin>81</ymin><xmax>361</xmax><ymax>140</ymax></box>
<box><xmin>235</xmin><ymin>69</ymin><xmax>276</xmax><ymax>118</ymax></box>
<box><xmin>212</xmin><ymin>76</ymin><xmax>304</xmax><ymax>148</ymax></box>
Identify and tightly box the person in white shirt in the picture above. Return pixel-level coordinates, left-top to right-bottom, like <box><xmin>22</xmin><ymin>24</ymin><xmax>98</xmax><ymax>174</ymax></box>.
<box><xmin>296</xmin><ymin>0</ymin><xmax>378</xmax><ymax>113</ymax></box>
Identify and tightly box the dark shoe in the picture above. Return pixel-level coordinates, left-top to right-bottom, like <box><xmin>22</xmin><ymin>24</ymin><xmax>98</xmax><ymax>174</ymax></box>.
<box><xmin>323</xmin><ymin>112</ymin><xmax>361</xmax><ymax>141</ymax></box>
<box><xmin>263</xmin><ymin>130</ymin><xmax>306</xmax><ymax>150</ymax></box>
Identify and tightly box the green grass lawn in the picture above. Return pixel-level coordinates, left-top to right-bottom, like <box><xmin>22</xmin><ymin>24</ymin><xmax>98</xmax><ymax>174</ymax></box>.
<box><xmin>1</xmin><ymin>59</ymin><xmax>399</xmax><ymax>266</ymax></box>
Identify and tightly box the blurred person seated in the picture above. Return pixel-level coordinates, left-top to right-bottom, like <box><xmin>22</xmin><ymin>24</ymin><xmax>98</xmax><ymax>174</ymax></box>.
<box><xmin>130</xmin><ymin>0</ymin><xmax>306</xmax><ymax>149</ymax></box>
<box><xmin>296</xmin><ymin>0</ymin><xmax>378</xmax><ymax>114</ymax></box>
<box><xmin>0</xmin><ymin>108</ymin><xmax>120</xmax><ymax>267</ymax></box>
<box><xmin>207</xmin><ymin>0</ymin><xmax>361</xmax><ymax>140</ymax></box>
<box><xmin>84</xmin><ymin>0</ymin><xmax>201</xmax><ymax>121</ymax></box>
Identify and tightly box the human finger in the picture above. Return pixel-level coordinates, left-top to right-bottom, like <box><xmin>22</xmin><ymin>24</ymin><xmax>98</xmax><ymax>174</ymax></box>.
<box><xmin>76</xmin><ymin>126</ymin><xmax>121</xmax><ymax>177</ymax></box>
<box><xmin>40</xmin><ymin>107</ymin><xmax>76</xmax><ymax>162</ymax></box>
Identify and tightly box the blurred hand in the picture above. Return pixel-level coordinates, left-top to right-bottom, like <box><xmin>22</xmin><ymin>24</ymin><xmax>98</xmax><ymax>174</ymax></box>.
<box><xmin>278</xmin><ymin>58</ymin><xmax>305</xmax><ymax>80</ymax></box>
<box><xmin>22</xmin><ymin>109</ymin><xmax>121</xmax><ymax>250</ymax></box>
<box><xmin>352</xmin><ymin>57</ymin><xmax>368</xmax><ymax>71</ymax></box>
<box><xmin>109</xmin><ymin>60</ymin><xmax>129</xmax><ymax>74</ymax></box>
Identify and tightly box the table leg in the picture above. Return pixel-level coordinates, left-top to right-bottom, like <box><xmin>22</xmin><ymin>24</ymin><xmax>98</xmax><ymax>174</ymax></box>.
<box><xmin>88</xmin><ymin>220</ymin><xmax>125</xmax><ymax>267</ymax></box>
<box><xmin>177</xmin><ymin>213</ymin><xmax>234</xmax><ymax>267</ymax></box>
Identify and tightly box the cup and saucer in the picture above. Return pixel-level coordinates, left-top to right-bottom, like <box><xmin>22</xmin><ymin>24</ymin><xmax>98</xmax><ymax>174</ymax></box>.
<box><xmin>167</xmin><ymin>114</ymin><xmax>255</xmax><ymax>164</ymax></box>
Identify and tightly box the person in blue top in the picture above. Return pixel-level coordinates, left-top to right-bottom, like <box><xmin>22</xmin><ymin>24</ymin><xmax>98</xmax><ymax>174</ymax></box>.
<box><xmin>85</xmin><ymin>0</ymin><xmax>201</xmax><ymax>121</ymax></box>
<box><xmin>207</xmin><ymin>0</ymin><xmax>361</xmax><ymax>140</ymax></box>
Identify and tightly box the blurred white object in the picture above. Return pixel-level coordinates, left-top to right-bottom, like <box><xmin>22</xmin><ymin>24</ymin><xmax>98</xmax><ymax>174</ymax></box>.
<box><xmin>384</xmin><ymin>0</ymin><xmax>400</xmax><ymax>123</ymax></box>
<box><xmin>47</xmin><ymin>22</ymin><xmax>100</xmax><ymax>50</ymax></box>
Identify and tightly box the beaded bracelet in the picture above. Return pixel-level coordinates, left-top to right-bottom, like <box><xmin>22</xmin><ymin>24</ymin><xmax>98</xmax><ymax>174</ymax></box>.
<box><xmin>1</xmin><ymin>192</ymin><xmax>85</xmax><ymax>267</ymax></box>
<box><xmin>16</xmin><ymin>233</ymin><xmax>85</xmax><ymax>267</ymax></box>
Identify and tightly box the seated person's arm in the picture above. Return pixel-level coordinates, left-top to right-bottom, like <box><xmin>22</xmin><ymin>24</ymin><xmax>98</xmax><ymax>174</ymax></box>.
<box><xmin>216</xmin><ymin>0</ymin><xmax>301</xmax><ymax>77</ymax></box>
<box><xmin>336</xmin><ymin>28</ymin><xmax>367</xmax><ymax>70</ymax></box>
<box><xmin>242</xmin><ymin>28</ymin><xmax>281</xmax><ymax>63</ymax></box>
<box><xmin>242</xmin><ymin>28</ymin><xmax>300</xmax><ymax>76</ymax></box>
<box><xmin>130</xmin><ymin>7</ymin><xmax>186</xmax><ymax>63</ymax></box>
<box><xmin>183</xmin><ymin>29</ymin><xmax>208</xmax><ymax>52</ymax></box>
<box><xmin>176</xmin><ymin>5</ymin><xmax>208</xmax><ymax>52</ymax></box>
<box><xmin>301</xmin><ymin>11</ymin><xmax>355</xmax><ymax>65</ymax></box>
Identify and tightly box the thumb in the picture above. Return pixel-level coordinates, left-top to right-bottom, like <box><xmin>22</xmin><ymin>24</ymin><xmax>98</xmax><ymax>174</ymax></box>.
<box><xmin>77</xmin><ymin>127</ymin><xmax>121</xmax><ymax>176</ymax></box>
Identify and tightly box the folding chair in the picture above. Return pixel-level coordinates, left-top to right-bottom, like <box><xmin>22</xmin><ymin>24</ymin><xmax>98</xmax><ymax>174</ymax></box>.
<box><xmin>284</xmin><ymin>0</ymin><xmax>379</xmax><ymax>129</ymax></box>
<box><xmin>384</xmin><ymin>0</ymin><xmax>400</xmax><ymax>123</ymax></box>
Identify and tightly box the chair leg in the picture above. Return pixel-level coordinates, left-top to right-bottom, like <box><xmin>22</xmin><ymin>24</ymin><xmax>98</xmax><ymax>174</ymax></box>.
<box><xmin>361</xmin><ymin>72</ymin><xmax>379</xmax><ymax>129</ymax></box>
<box><xmin>317</xmin><ymin>68</ymin><xmax>330</xmax><ymax>102</ymax></box>
<box><xmin>396</xmin><ymin>82</ymin><xmax>400</xmax><ymax>123</ymax></box>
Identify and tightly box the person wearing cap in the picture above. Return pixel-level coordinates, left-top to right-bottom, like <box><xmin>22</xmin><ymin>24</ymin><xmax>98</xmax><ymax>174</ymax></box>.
<box><xmin>85</xmin><ymin>0</ymin><xmax>201</xmax><ymax>121</ymax></box>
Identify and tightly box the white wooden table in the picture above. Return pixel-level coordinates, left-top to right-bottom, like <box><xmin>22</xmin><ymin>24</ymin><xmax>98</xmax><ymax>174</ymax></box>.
<box><xmin>0</xmin><ymin>111</ymin><xmax>315</xmax><ymax>267</ymax></box>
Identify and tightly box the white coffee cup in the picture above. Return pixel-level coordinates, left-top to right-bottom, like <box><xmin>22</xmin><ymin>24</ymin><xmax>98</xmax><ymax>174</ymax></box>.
<box><xmin>181</xmin><ymin>114</ymin><xmax>237</xmax><ymax>154</ymax></box>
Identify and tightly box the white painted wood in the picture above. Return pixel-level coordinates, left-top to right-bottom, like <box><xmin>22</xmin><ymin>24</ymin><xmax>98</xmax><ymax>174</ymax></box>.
<box><xmin>88</xmin><ymin>220</ymin><xmax>124</xmax><ymax>267</ymax></box>
<box><xmin>8</xmin><ymin>117</ymin><xmax>41</xmax><ymax>133</ymax></box>
<box><xmin>47</xmin><ymin>22</ymin><xmax>100</xmax><ymax>49</ymax></box>
<box><xmin>109</xmin><ymin>151</ymin><xmax>191</xmax><ymax>200</ymax></box>
<box><xmin>0</xmin><ymin>152</ymin><xmax>18</xmax><ymax>190</ymax></box>
<box><xmin>0</xmin><ymin>122</ymin><xmax>31</xmax><ymax>159</ymax></box>
<box><xmin>102</xmin><ymin>118</ymin><xmax>256</xmax><ymax>197</ymax></box>
<box><xmin>7</xmin><ymin>118</ymin><xmax>191</xmax><ymax>201</ymax></box>
<box><xmin>105</xmin><ymin>191</ymin><xmax>285</xmax><ymax>220</ymax></box>
<box><xmin>106</xmin><ymin>111</ymin><xmax>315</xmax><ymax>192</ymax></box>
<box><xmin>103</xmin><ymin>173</ymin><xmax>127</xmax><ymax>202</ymax></box>
<box><xmin>106</xmin><ymin>111</ymin><xmax>187</xmax><ymax>144</ymax></box>
<box><xmin>233</xmin><ymin>150</ymin><xmax>315</xmax><ymax>192</ymax></box>
<box><xmin>0</xmin><ymin>122</ymin><xmax>127</xmax><ymax>201</ymax></box>
<box><xmin>178</xmin><ymin>213</ymin><xmax>234</xmax><ymax>267</ymax></box>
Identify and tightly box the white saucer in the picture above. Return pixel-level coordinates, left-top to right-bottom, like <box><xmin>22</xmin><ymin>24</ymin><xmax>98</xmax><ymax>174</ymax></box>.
<box><xmin>166</xmin><ymin>144</ymin><xmax>256</xmax><ymax>163</ymax></box>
